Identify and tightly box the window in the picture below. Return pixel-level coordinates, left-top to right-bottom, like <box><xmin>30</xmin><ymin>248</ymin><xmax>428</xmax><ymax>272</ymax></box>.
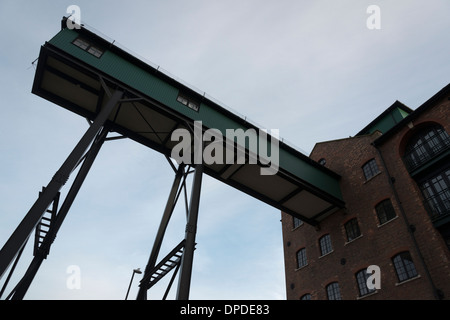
<box><xmin>376</xmin><ymin>199</ymin><xmax>397</xmax><ymax>225</ymax></box>
<box><xmin>319</xmin><ymin>234</ymin><xmax>333</xmax><ymax>256</ymax></box>
<box><xmin>345</xmin><ymin>218</ymin><xmax>361</xmax><ymax>242</ymax></box>
<box><xmin>72</xmin><ymin>37</ymin><xmax>104</xmax><ymax>58</ymax></box>
<box><xmin>87</xmin><ymin>46</ymin><xmax>103</xmax><ymax>58</ymax></box>
<box><xmin>420</xmin><ymin>168</ymin><xmax>450</xmax><ymax>221</ymax></box>
<box><xmin>326</xmin><ymin>282</ymin><xmax>342</xmax><ymax>300</ymax></box>
<box><xmin>176</xmin><ymin>93</ymin><xmax>200</xmax><ymax>112</ymax></box>
<box><xmin>362</xmin><ymin>159</ymin><xmax>380</xmax><ymax>180</ymax></box>
<box><xmin>73</xmin><ymin>38</ymin><xmax>89</xmax><ymax>50</ymax></box>
<box><xmin>296</xmin><ymin>248</ymin><xmax>307</xmax><ymax>269</ymax></box>
<box><xmin>356</xmin><ymin>269</ymin><xmax>376</xmax><ymax>297</ymax></box>
<box><xmin>392</xmin><ymin>251</ymin><xmax>418</xmax><ymax>282</ymax></box>
<box><xmin>404</xmin><ymin>124</ymin><xmax>450</xmax><ymax>171</ymax></box>
<box><xmin>293</xmin><ymin>217</ymin><xmax>303</xmax><ymax>229</ymax></box>
<box><xmin>300</xmin><ymin>293</ymin><xmax>311</xmax><ymax>300</ymax></box>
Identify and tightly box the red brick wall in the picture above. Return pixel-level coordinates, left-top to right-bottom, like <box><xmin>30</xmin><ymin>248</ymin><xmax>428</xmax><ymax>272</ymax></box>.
<box><xmin>282</xmin><ymin>95</ymin><xmax>450</xmax><ymax>299</ymax></box>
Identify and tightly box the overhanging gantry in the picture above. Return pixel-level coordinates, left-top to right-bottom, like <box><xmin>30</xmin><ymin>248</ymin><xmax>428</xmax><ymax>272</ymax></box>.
<box><xmin>0</xmin><ymin>17</ymin><xmax>345</xmax><ymax>299</ymax></box>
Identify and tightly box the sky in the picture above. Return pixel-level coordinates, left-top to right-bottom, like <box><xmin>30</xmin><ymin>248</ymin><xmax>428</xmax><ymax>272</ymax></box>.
<box><xmin>0</xmin><ymin>0</ymin><xmax>449</xmax><ymax>300</ymax></box>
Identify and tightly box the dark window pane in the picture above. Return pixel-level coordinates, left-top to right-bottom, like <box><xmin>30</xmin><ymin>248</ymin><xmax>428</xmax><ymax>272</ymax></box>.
<box><xmin>293</xmin><ymin>217</ymin><xmax>303</xmax><ymax>228</ymax></box>
<box><xmin>345</xmin><ymin>218</ymin><xmax>361</xmax><ymax>241</ymax></box>
<box><xmin>319</xmin><ymin>234</ymin><xmax>333</xmax><ymax>256</ymax></box>
<box><xmin>356</xmin><ymin>269</ymin><xmax>376</xmax><ymax>296</ymax></box>
<box><xmin>392</xmin><ymin>252</ymin><xmax>418</xmax><ymax>282</ymax></box>
<box><xmin>376</xmin><ymin>199</ymin><xmax>396</xmax><ymax>224</ymax></box>
<box><xmin>300</xmin><ymin>293</ymin><xmax>311</xmax><ymax>300</ymax></box>
<box><xmin>296</xmin><ymin>248</ymin><xmax>307</xmax><ymax>268</ymax></box>
<box><xmin>363</xmin><ymin>159</ymin><xmax>380</xmax><ymax>180</ymax></box>
<box><xmin>326</xmin><ymin>282</ymin><xmax>341</xmax><ymax>300</ymax></box>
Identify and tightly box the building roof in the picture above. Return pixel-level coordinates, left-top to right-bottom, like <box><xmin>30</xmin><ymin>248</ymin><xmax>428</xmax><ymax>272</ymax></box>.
<box><xmin>355</xmin><ymin>101</ymin><xmax>413</xmax><ymax>137</ymax></box>
<box><xmin>373</xmin><ymin>82</ymin><xmax>450</xmax><ymax>146</ymax></box>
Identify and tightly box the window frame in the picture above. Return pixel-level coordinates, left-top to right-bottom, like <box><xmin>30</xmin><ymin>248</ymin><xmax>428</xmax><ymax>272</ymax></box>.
<box><xmin>326</xmin><ymin>282</ymin><xmax>342</xmax><ymax>300</ymax></box>
<box><xmin>403</xmin><ymin>124</ymin><xmax>450</xmax><ymax>171</ymax></box>
<box><xmin>300</xmin><ymin>293</ymin><xmax>312</xmax><ymax>300</ymax></box>
<box><xmin>296</xmin><ymin>248</ymin><xmax>307</xmax><ymax>269</ymax></box>
<box><xmin>176</xmin><ymin>93</ymin><xmax>200</xmax><ymax>112</ymax></box>
<box><xmin>392</xmin><ymin>251</ymin><xmax>418</xmax><ymax>283</ymax></box>
<box><xmin>72</xmin><ymin>37</ymin><xmax>104</xmax><ymax>58</ymax></box>
<box><xmin>420</xmin><ymin>167</ymin><xmax>450</xmax><ymax>221</ymax></box>
<box><xmin>362</xmin><ymin>158</ymin><xmax>380</xmax><ymax>181</ymax></box>
<box><xmin>293</xmin><ymin>217</ymin><xmax>303</xmax><ymax>229</ymax></box>
<box><xmin>375</xmin><ymin>199</ymin><xmax>397</xmax><ymax>225</ymax></box>
<box><xmin>319</xmin><ymin>234</ymin><xmax>333</xmax><ymax>256</ymax></box>
<box><xmin>344</xmin><ymin>218</ymin><xmax>361</xmax><ymax>242</ymax></box>
<box><xmin>355</xmin><ymin>268</ymin><xmax>376</xmax><ymax>297</ymax></box>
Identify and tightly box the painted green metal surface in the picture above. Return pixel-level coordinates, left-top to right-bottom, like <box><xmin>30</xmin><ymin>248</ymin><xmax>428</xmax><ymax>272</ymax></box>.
<box><xmin>358</xmin><ymin>104</ymin><xmax>412</xmax><ymax>136</ymax></box>
<box><xmin>47</xmin><ymin>27</ymin><xmax>343</xmax><ymax>202</ymax></box>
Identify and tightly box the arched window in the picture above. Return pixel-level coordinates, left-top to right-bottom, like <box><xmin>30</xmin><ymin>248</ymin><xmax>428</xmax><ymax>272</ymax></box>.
<box><xmin>403</xmin><ymin>124</ymin><xmax>450</xmax><ymax>171</ymax></box>
<box><xmin>392</xmin><ymin>251</ymin><xmax>418</xmax><ymax>282</ymax></box>
<box><xmin>300</xmin><ymin>293</ymin><xmax>312</xmax><ymax>300</ymax></box>
<box><xmin>344</xmin><ymin>218</ymin><xmax>361</xmax><ymax>242</ymax></box>
<box><xmin>319</xmin><ymin>234</ymin><xmax>333</xmax><ymax>256</ymax></box>
<box><xmin>326</xmin><ymin>282</ymin><xmax>341</xmax><ymax>300</ymax></box>
<box><xmin>375</xmin><ymin>199</ymin><xmax>397</xmax><ymax>225</ymax></box>
<box><xmin>355</xmin><ymin>268</ymin><xmax>376</xmax><ymax>297</ymax></box>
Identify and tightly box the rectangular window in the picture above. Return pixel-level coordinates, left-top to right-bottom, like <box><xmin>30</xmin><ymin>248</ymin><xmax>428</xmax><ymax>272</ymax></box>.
<box><xmin>72</xmin><ymin>37</ymin><xmax>104</xmax><ymax>58</ymax></box>
<box><xmin>362</xmin><ymin>159</ymin><xmax>380</xmax><ymax>180</ymax></box>
<box><xmin>293</xmin><ymin>217</ymin><xmax>303</xmax><ymax>229</ymax></box>
<box><xmin>176</xmin><ymin>93</ymin><xmax>200</xmax><ymax>112</ymax></box>
<box><xmin>296</xmin><ymin>248</ymin><xmax>307</xmax><ymax>269</ymax></box>
<box><xmin>73</xmin><ymin>38</ymin><xmax>89</xmax><ymax>50</ymax></box>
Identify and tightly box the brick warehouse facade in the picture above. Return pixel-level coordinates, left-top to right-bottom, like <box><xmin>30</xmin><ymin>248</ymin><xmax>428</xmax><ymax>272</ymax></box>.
<box><xmin>281</xmin><ymin>83</ymin><xmax>450</xmax><ymax>300</ymax></box>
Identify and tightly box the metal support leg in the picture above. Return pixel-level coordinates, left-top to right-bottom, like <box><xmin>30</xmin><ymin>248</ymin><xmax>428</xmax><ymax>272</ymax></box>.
<box><xmin>136</xmin><ymin>164</ymin><xmax>186</xmax><ymax>300</ymax></box>
<box><xmin>176</xmin><ymin>164</ymin><xmax>203</xmax><ymax>300</ymax></box>
<box><xmin>0</xmin><ymin>90</ymin><xmax>123</xmax><ymax>280</ymax></box>
<box><xmin>8</xmin><ymin>127</ymin><xmax>110</xmax><ymax>300</ymax></box>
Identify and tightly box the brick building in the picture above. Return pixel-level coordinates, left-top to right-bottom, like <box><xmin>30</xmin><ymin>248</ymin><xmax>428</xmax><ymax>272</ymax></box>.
<box><xmin>281</xmin><ymin>83</ymin><xmax>450</xmax><ymax>300</ymax></box>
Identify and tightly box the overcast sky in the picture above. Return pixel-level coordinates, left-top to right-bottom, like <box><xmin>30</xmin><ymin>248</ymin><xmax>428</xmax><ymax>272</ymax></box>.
<box><xmin>0</xmin><ymin>0</ymin><xmax>449</xmax><ymax>300</ymax></box>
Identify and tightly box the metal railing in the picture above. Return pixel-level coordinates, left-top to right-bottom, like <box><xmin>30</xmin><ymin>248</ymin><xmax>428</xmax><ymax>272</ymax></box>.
<box><xmin>403</xmin><ymin>135</ymin><xmax>450</xmax><ymax>172</ymax></box>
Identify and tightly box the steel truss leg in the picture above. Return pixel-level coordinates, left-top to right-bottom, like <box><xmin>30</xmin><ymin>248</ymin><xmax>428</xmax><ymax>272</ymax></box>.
<box><xmin>0</xmin><ymin>90</ymin><xmax>123</xmax><ymax>280</ymax></box>
<box><xmin>7</xmin><ymin>126</ymin><xmax>110</xmax><ymax>300</ymax></box>
<box><xmin>176</xmin><ymin>164</ymin><xmax>203</xmax><ymax>300</ymax></box>
<box><xmin>137</xmin><ymin>164</ymin><xmax>186</xmax><ymax>300</ymax></box>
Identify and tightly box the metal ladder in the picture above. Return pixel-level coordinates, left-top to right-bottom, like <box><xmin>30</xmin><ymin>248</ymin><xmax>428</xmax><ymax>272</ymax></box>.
<box><xmin>33</xmin><ymin>188</ymin><xmax>60</xmax><ymax>257</ymax></box>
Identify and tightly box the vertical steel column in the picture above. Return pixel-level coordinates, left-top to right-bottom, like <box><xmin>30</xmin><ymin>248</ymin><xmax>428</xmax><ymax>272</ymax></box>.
<box><xmin>0</xmin><ymin>90</ymin><xmax>123</xmax><ymax>280</ymax></box>
<box><xmin>8</xmin><ymin>127</ymin><xmax>110</xmax><ymax>300</ymax></box>
<box><xmin>176</xmin><ymin>164</ymin><xmax>203</xmax><ymax>300</ymax></box>
<box><xmin>136</xmin><ymin>164</ymin><xmax>186</xmax><ymax>300</ymax></box>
